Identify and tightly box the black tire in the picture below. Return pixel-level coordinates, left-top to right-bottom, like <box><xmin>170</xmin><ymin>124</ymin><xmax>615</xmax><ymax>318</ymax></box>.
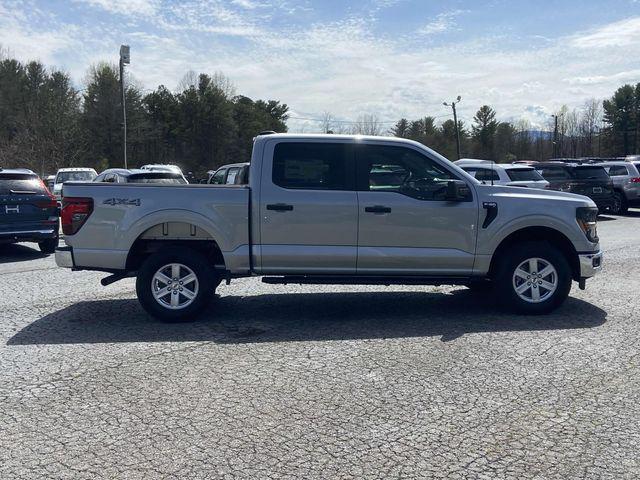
<box><xmin>612</xmin><ymin>191</ymin><xmax>628</xmax><ymax>215</ymax></box>
<box><xmin>494</xmin><ymin>241</ymin><xmax>572</xmax><ymax>315</ymax></box>
<box><xmin>136</xmin><ymin>247</ymin><xmax>219</xmax><ymax>322</ymax></box>
<box><xmin>38</xmin><ymin>236</ymin><xmax>59</xmax><ymax>254</ymax></box>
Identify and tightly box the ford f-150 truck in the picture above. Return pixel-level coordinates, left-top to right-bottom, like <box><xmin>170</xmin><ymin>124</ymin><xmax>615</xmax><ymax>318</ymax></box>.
<box><xmin>56</xmin><ymin>134</ymin><xmax>602</xmax><ymax>320</ymax></box>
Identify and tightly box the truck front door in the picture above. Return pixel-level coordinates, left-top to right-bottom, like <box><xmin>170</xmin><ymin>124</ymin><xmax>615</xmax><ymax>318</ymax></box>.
<box><xmin>258</xmin><ymin>140</ymin><xmax>357</xmax><ymax>274</ymax></box>
<box><xmin>355</xmin><ymin>143</ymin><xmax>479</xmax><ymax>275</ymax></box>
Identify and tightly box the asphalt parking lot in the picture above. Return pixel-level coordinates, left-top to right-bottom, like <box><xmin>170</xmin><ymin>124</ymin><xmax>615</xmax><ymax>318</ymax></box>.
<box><xmin>1</xmin><ymin>211</ymin><xmax>639</xmax><ymax>479</ymax></box>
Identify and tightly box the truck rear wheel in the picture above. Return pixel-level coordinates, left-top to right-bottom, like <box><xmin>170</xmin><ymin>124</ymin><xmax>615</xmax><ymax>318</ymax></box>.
<box><xmin>495</xmin><ymin>241</ymin><xmax>571</xmax><ymax>315</ymax></box>
<box><xmin>136</xmin><ymin>247</ymin><xmax>219</xmax><ymax>322</ymax></box>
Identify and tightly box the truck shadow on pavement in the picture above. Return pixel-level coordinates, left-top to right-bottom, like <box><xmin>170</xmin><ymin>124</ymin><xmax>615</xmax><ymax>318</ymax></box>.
<box><xmin>0</xmin><ymin>244</ymin><xmax>48</xmax><ymax>264</ymax></box>
<box><xmin>9</xmin><ymin>289</ymin><xmax>607</xmax><ymax>345</ymax></box>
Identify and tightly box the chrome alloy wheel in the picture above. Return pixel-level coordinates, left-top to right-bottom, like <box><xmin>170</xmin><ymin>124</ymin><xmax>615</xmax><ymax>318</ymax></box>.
<box><xmin>512</xmin><ymin>257</ymin><xmax>558</xmax><ymax>303</ymax></box>
<box><xmin>151</xmin><ymin>263</ymin><xmax>199</xmax><ymax>310</ymax></box>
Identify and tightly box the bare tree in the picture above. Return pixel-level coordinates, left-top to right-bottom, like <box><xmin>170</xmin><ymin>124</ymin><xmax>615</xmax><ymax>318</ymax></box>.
<box><xmin>352</xmin><ymin>114</ymin><xmax>382</xmax><ymax>136</ymax></box>
<box><xmin>177</xmin><ymin>70</ymin><xmax>198</xmax><ymax>91</ymax></box>
<box><xmin>580</xmin><ymin>99</ymin><xmax>602</xmax><ymax>157</ymax></box>
<box><xmin>320</xmin><ymin>111</ymin><xmax>333</xmax><ymax>133</ymax></box>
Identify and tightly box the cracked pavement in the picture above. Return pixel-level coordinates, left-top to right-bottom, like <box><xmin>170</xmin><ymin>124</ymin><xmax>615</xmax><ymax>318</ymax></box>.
<box><xmin>1</xmin><ymin>211</ymin><xmax>639</xmax><ymax>479</ymax></box>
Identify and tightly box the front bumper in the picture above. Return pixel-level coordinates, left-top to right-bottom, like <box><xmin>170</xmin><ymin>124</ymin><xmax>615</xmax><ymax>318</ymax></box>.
<box><xmin>55</xmin><ymin>246</ymin><xmax>74</xmax><ymax>268</ymax></box>
<box><xmin>578</xmin><ymin>250</ymin><xmax>603</xmax><ymax>278</ymax></box>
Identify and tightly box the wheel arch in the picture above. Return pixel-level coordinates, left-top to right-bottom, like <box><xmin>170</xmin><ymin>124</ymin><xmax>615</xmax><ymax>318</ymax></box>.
<box><xmin>488</xmin><ymin>226</ymin><xmax>580</xmax><ymax>281</ymax></box>
<box><xmin>125</xmin><ymin>222</ymin><xmax>226</xmax><ymax>272</ymax></box>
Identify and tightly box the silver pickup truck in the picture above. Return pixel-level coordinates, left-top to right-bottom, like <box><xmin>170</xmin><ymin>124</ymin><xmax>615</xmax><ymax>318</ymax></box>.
<box><xmin>56</xmin><ymin>134</ymin><xmax>602</xmax><ymax>320</ymax></box>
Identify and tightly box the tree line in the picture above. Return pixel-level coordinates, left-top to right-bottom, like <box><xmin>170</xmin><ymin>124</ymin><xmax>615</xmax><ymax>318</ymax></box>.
<box><xmin>320</xmin><ymin>85</ymin><xmax>640</xmax><ymax>163</ymax></box>
<box><xmin>0</xmin><ymin>54</ymin><xmax>288</xmax><ymax>177</ymax></box>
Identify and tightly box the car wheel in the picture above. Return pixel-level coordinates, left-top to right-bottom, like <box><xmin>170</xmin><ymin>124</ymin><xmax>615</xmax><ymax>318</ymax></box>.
<box><xmin>612</xmin><ymin>192</ymin><xmax>628</xmax><ymax>215</ymax></box>
<box><xmin>495</xmin><ymin>241</ymin><xmax>571</xmax><ymax>315</ymax></box>
<box><xmin>136</xmin><ymin>247</ymin><xmax>219</xmax><ymax>322</ymax></box>
<box><xmin>38</xmin><ymin>236</ymin><xmax>59</xmax><ymax>254</ymax></box>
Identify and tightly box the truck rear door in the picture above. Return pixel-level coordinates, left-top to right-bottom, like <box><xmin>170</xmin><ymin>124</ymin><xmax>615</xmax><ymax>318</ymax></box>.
<box><xmin>258</xmin><ymin>140</ymin><xmax>357</xmax><ymax>273</ymax></box>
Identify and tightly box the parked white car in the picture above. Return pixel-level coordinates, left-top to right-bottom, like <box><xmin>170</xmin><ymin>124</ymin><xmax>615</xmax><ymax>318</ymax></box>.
<box><xmin>53</xmin><ymin>167</ymin><xmax>97</xmax><ymax>202</ymax></box>
<box><xmin>454</xmin><ymin>159</ymin><xmax>549</xmax><ymax>189</ymax></box>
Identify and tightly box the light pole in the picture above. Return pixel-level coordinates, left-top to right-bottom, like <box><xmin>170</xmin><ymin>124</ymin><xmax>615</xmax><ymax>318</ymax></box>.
<box><xmin>119</xmin><ymin>45</ymin><xmax>130</xmax><ymax>169</ymax></box>
<box><xmin>551</xmin><ymin>113</ymin><xmax>564</xmax><ymax>159</ymax></box>
<box><xmin>443</xmin><ymin>96</ymin><xmax>462</xmax><ymax>160</ymax></box>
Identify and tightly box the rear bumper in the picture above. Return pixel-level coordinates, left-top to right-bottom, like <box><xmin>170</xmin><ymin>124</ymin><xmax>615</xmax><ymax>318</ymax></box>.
<box><xmin>55</xmin><ymin>246</ymin><xmax>74</xmax><ymax>268</ymax></box>
<box><xmin>0</xmin><ymin>228</ymin><xmax>57</xmax><ymax>244</ymax></box>
<box><xmin>578</xmin><ymin>251</ymin><xmax>603</xmax><ymax>278</ymax></box>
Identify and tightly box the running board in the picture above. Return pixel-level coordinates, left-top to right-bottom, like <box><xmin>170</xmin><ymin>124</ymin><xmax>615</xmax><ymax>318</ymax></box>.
<box><xmin>261</xmin><ymin>275</ymin><xmax>471</xmax><ymax>286</ymax></box>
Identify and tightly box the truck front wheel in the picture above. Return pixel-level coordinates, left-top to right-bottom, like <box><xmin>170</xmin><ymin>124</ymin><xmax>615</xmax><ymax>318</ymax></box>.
<box><xmin>495</xmin><ymin>241</ymin><xmax>572</xmax><ymax>315</ymax></box>
<box><xmin>136</xmin><ymin>247</ymin><xmax>218</xmax><ymax>322</ymax></box>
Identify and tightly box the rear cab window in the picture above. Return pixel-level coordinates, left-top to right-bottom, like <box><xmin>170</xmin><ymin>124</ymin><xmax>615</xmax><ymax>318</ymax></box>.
<box><xmin>226</xmin><ymin>168</ymin><xmax>240</xmax><ymax>184</ymax></box>
<box><xmin>128</xmin><ymin>173</ymin><xmax>187</xmax><ymax>184</ymax></box>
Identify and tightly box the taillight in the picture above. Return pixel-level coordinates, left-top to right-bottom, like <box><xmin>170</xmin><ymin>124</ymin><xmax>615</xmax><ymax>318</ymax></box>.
<box><xmin>61</xmin><ymin>197</ymin><xmax>93</xmax><ymax>235</ymax></box>
<box><xmin>38</xmin><ymin>178</ymin><xmax>56</xmax><ymax>199</ymax></box>
<box><xmin>630</xmin><ymin>177</ymin><xmax>640</xmax><ymax>183</ymax></box>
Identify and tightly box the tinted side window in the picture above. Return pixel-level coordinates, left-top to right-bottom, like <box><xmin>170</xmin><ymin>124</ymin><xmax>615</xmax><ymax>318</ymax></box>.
<box><xmin>273</xmin><ymin>143</ymin><xmax>351</xmax><ymax>190</ymax></box>
<box><xmin>356</xmin><ymin>145</ymin><xmax>457</xmax><ymax>201</ymax></box>
<box><xmin>474</xmin><ymin>168</ymin><xmax>500</xmax><ymax>181</ymax></box>
<box><xmin>608</xmin><ymin>165</ymin><xmax>629</xmax><ymax>176</ymax></box>
<box><xmin>210</xmin><ymin>169</ymin><xmax>226</xmax><ymax>184</ymax></box>
<box><xmin>226</xmin><ymin>167</ymin><xmax>240</xmax><ymax>184</ymax></box>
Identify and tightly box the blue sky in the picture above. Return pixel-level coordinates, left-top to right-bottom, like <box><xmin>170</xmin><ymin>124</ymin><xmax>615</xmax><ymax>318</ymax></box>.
<box><xmin>1</xmin><ymin>0</ymin><xmax>639</xmax><ymax>131</ymax></box>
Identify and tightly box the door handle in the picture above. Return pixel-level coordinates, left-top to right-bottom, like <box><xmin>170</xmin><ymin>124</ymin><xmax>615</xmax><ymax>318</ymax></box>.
<box><xmin>266</xmin><ymin>203</ymin><xmax>294</xmax><ymax>212</ymax></box>
<box><xmin>365</xmin><ymin>205</ymin><xmax>391</xmax><ymax>214</ymax></box>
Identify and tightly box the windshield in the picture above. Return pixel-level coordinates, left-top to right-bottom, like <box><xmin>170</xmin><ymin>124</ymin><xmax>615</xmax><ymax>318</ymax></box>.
<box><xmin>0</xmin><ymin>174</ymin><xmax>46</xmax><ymax>195</ymax></box>
<box><xmin>506</xmin><ymin>168</ymin><xmax>544</xmax><ymax>181</ymax></box>
<box><xmin>128</xmin><ymin>173</ymin><xmax>187</xmax><ymax>184</ymax></box>
<box><xmin>56</xmin><ymin>171</ymin><xmax>96</xmax><ymax>183</ymax></box>
<box><xmin>572</xmin><ymin>166</ymin><xmax>609</xmax><ymax>180</ymax></box>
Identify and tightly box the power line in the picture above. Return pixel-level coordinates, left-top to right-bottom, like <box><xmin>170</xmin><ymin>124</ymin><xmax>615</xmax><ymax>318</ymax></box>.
<box><xmin>286</xmin><ymin>113</ymin><xmax>453</xmax><ymax>125</ymax></box>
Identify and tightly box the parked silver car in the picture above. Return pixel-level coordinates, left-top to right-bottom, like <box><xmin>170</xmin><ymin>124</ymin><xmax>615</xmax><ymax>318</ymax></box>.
<box><xmin>596</xmin><ymin>161</ymin><xmax>640</xmax><ymax>214</ymax></box>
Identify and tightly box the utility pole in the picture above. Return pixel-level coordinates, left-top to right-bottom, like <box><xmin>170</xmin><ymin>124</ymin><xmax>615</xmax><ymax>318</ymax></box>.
<box><xmin>119</xmin><ymin>45</ymin><xmax>130</xmax><ymax>169</ymax></box>
<box><xmin>551</xmin><ymin>113</ymin><xmax>560</xmax><ymax>158</ymax></box>
<box><xmin>443</xmin><ymin>96</ymin><xmax>462</xmax><ymax>160</ymax></box>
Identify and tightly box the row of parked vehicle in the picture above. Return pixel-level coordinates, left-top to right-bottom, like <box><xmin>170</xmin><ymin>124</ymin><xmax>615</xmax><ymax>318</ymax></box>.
<box><xmin>1</xmin><ymin>163</ymin><xmax>188</xmax><ymax>254</ymax></box>
<box><xmin>454</xmin><ymin>157</ymin><xmax>640</xmax><ymax>215</ymax></box>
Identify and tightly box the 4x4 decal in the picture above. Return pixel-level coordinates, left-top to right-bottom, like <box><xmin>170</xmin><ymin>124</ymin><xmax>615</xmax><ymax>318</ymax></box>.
<box><xmin>103</xmin><ymin>198</ymin><xmax>141</xmax><ymax>206</ymax></box>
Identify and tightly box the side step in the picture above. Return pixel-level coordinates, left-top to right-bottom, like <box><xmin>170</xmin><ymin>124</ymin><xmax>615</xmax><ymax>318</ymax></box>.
<box><xmin>261</xmin><ymin>275</ymin><xmax>471</xmax><ymax>286</ymax></box>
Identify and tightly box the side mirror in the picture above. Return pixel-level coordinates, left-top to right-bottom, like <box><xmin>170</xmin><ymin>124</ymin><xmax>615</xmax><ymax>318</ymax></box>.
<box><xmin>445</xmin><ymin>180</ymin><xmax>471</xmax><ymax>201</ymax></box>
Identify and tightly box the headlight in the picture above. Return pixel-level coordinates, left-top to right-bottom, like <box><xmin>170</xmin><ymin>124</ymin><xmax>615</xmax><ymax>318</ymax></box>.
<box><xmin>576</xmin><ymin>207</ymin><xmax>599</xmax><ymax>243</ymax></box>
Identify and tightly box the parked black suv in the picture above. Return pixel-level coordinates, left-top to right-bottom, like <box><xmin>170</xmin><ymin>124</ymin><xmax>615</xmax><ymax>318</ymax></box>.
<box><xmin>0</xmin><ymin>168</ymin><xmax>59</xmax><ymax>253</ymax></box>
<box><xmin>535</xmin><ymin>163</ymin><xmax>615</xmax><ymax>212</ymax></box>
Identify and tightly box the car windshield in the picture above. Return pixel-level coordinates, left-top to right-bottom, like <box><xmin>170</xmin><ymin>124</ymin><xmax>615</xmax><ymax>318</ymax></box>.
<box><xmin>506</xmin><ymin>168</ymin><xmax>544</xmax><ymax>181</ymax></box>
<box><xmin>56</xmin><ymin>171</ymin><xmax>96</xmax><ymax>183</ymax></box>
<box><xmin>128</xmin><ymin>173</ymin><xmax>187</xmax><ymax>184</ymax></box>
<box><xmin>572</xmin><ymin>166</ymin><xmax>609</xmax><ymax>180</ymax></box>
<box><xmin>0</xmin><ymin>174</ymin><xmax>45</xmax><ymax>195</ymax></box>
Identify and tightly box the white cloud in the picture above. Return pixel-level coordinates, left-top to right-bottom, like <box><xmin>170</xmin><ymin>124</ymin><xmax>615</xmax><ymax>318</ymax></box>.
<box><xmin>570</xmin><ymin>16</ymin><xmax>640</xmax><ymax>48</ymax></box>
<box><xmin>418</xmin><ymin>9</ymin><xmax>468</xmax><ymax>35</ymax></box>
<box><xmin>73</xmin><ymin>0</ymin><xmax>159</xmax><ymax>16</ymax></box>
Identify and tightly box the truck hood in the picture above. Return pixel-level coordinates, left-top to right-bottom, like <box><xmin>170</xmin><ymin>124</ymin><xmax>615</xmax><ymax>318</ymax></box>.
<box><xmin>477</xmin><ymin>184</ymin><xmax>597</xmax><ymax>208</ymax></box>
